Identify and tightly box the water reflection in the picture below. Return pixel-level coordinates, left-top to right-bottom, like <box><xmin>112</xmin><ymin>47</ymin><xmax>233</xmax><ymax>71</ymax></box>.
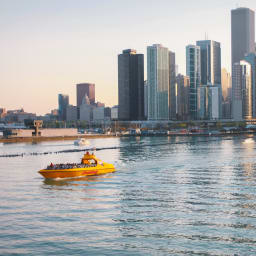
<box><xmin>43</xmin><ymin>176</ymin><xmax>103</xmax><ymax>187</ymax></box>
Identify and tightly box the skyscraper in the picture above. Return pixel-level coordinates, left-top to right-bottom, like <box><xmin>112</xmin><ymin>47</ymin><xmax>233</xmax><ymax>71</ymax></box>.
<box><xmin>231</xmin><ymin>7</ymin><xmax>255</xmax><ymax>67</ymax></box>
<box><xmin>232</xmin><ymin>60</ymin><xmax>252</xmax><ymax>120</ymax></box>
<box><xmin>186</xmin><ymin>45</ymin><xmax>201</xmax><ymax>120</ymax></box>
<box><xmin>176</xmin><ymin>74</ymin><xmax>190</xmax><ymax>120</ymax></box>
<box><xmin>244</xmin><ymin>53</ymin><xmax>256</xmax><ymax>117</ymax></box>
<box><xmin>58</xmin><ymin>94</ymin><xmax>69</xmax><ymax>121</ymax></box>
<box><xmin>147</xmin><ymin>44</ymin><xmax>169</xmax><ymax>120</ymax></box>
<box><xmin>221</xmin><ymin>68</ymin><xmax>232</xmax><ymax>119</ymax></box>
<box><xmin>196</xmin><ymin>40</ymin><xmax>222</xmax><ymax>119</ymax></box>
<box><xmin>118</xmin><ymin>49</ymin><xmax>144</xmax><ymax>121</ymax></box>
<box><xmin>196</xmin><ymin>40</ymin><xmax>221</xmax><ymax>85</ymax></box>
<box><xmin>76</xmin><ymin>83</ymin><xmax>95</xmax><ymax>107</ymax></box>
<box><xmin>169</xmin><ymin>51</ymin><xmax>176</xmax><ymax>120</ymax></box>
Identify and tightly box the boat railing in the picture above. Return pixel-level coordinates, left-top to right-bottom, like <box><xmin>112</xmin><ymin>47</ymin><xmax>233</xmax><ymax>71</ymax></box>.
<box><xmin>46</xmin><ymin>163</ymin><xmax>97</xmax><ymax>170</ymax></box>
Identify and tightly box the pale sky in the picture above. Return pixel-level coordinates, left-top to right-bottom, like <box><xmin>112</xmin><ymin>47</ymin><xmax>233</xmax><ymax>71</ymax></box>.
<box><xmin>0</xmin><ymin>0</ymin><xmax>255</xmax><ymax>115</ymax></box>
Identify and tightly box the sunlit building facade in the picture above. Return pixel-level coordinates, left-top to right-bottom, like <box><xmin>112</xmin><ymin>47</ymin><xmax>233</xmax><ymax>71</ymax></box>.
<box><xmin>147</xmin><ymin>44</ymin><xmax>169</xmax><ymax>120</ymax></box>
<box><xmin>186</xmin><ymin>45</ymin><xmax>201</xmax><ymax>120</ymax></box>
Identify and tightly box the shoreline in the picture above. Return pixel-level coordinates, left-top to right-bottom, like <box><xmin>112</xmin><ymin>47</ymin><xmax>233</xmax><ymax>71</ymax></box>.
<box><xmin>0</xmin><ymin>131</ymin><xmax>255</xmax><ymax>143</ymax></box>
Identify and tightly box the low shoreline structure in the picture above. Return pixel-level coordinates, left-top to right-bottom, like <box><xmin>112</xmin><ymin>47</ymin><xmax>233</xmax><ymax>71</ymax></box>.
<box><xmin>0</xmin><ymin>131</ymin><xmax>255</xmax><ymax>143</ymax></box>
<box><xmin>0</xmin><ymin>134</ymin><xmax>114</xmax><ymax>143</ymax></box>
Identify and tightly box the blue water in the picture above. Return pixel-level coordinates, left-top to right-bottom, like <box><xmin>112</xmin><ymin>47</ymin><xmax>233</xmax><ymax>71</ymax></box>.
<box><xmin>1</xmin><ymin>136</ymin><xmax>256</xmax><ymax>255</ymax></box>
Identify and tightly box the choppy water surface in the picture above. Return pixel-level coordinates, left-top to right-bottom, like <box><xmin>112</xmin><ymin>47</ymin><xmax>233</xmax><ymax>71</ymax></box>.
<box><xmin>1</xmin><ymin>136</ymin><xmax>256</xmax><ymax>255</ymax></box>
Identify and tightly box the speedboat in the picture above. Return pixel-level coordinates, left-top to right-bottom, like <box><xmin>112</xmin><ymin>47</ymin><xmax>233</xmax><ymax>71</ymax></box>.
<box><xmin>38</xmin><ymin>152</ymin><xmax>115</xmax><ymax>179</ymax></box>
<box><xmin>74</xmin><ymin>138</ymin><xmax>90</xmax><ymax>146</ymax></box>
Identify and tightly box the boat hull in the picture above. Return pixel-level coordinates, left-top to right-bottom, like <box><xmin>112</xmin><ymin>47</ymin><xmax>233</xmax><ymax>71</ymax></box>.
<box><xmin>39</xmin><ymin>164</ymin><xmax>115</xmax><ymax>179</ymax></box>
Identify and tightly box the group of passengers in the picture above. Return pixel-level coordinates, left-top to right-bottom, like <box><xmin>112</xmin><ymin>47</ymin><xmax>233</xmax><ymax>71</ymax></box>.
<box><xmin>46</xmin><ymin>162</ymin><xmax>97</xmax><ymax>170</ymax></box>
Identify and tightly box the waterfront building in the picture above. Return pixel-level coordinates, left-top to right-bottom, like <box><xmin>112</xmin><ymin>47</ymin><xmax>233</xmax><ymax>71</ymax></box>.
<box><xmin>93</xmin><ymin>107</ymin><xmax>105</xmax><ymax>122</ymax></box>
<box><xmin>244</xmin><ymin>53</ymin><xmax>256</xmax><ymax>117</ymax></box>
<box><xmin>169</xmin><ymin>51</ymin><xmax>176</xmax><ymax>120</ymax></box>
<box><xmin>4</xmin><ymin>109</ymin><xmax>36</xmax><ymax>123</ymax></box>
<box><xmin>221</xmin><ymin>68</ymin><xmax>232</xmax><ymax>119</ymax></box>
<box><xmin>231</xmin><ymin>7</ymin><xmax>255</xmax><ymax>68</ymax></box>
<box><xmin>79</xmin><ymin>97</ymin><xmax>93</xmax><ymax>122</ymax></box>
<box><xmin>197</xmin><ymin>85</ymin><xmax>219</xmax><ymax>120</ymax></box>
<box><xmin>196</xmin><ymin>40</ymin><xmax>222</xmax><ymax>118</ymax></box>
<box><xmin>58</xmin><ymin>94</ymin><xmax>69</xmax><ymax>121</ymax></box>
<box><xmin>147</xmin><ymin>44</ymin><xmax>169</xmax><ymax>120</ymax></box>
<box><xmin>196</xmin><ymin>40</ymin><xmax>221</xmax><ymax>85</ymax></box>
<box><xmin>118</xmin><ymin>49</ymin><xmax>144</xmax><ymax>121</ymax></box>
<box><xmin>144</xmin><ymin>81</ymin><xmax>148</xmax><ymax>120</ymax></box>
<box><xmin>232</xmin><ymin>60</ymin><xmax>252</xmax><ymax>120</ymax></box>
<box><xmin>66</xmin><ymin>105</ymin><xmax>77</xmax><ymax>122</ymax></box>
<box><xmin>186</xmin><ymin>45</ymin><xmax>201</xmax><ymax>120</ymax></box>
<box><xmin>221</xmin><ymin>68</ymin><xmax>231</xmax><ymax>102</ymax></box>
<box><xmin>176</xmin><ymin>74</ymin><xmax>190</xmax><ymax>120</ymax></box>
<box><xmin>76</xmin><ymin>83</ymin><xmax>95</xmax><ymax>107</ymax></box>
<box><xmin>111</xmin><ymin>106</ymin><xmax>118</xmax><ymax>120</ymax></box>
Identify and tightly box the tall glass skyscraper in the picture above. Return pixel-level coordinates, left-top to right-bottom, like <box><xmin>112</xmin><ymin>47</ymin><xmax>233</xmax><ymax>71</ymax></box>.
<box><xmin>196</xmin><ymin>40</ymin><xmax>222</xmax><ymax>118</ymax></box>
<box><xmin>231</xmin><ymin>7</ymin><xmax>255</xmax><ymax>68</ymax></box>
<box><xmin>232</xmin><ymin>60</ymin><xmax>252</xmax><ymax>120</ymax></box>
<box><xmin>169</xmin><ymin>51</ymin><xmax>176</xmax><ymax>120</ymax></box>
<box><xmin>196</xmin><ymin>40</ymin><xmax>221</xmax><ymax>85</ymax></box>
<box><xmin>118</xmin><ymin>49</ymin><xmax>144</xmax><ymax>121</ymax></box>
<box><xmin>58</xmin><ymin>94</ymin><xmax>69</xmax><ymax>121</ymax></box>
<box><xmin>147</xmin><ymin>44</ymin><xmax>169</xmax><ymax>120</ymax></box>
<box><xmin>186</xmin><ymin>45</ymin><xmax>201</xmax><ymax>120</ymax></box>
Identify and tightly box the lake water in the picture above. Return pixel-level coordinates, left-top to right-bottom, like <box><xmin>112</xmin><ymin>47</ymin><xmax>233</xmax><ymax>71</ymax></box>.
<box><xmin>1</xmin><ymin>136</ymin><xmax>256</xmax><ymax>255</ymax></box>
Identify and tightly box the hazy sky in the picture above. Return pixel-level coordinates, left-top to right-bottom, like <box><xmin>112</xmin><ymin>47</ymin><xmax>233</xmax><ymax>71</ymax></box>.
<box><xmin>0</xmin><ymin>0</ymin><xmax>255</xmax><ymax>115</ymax></box>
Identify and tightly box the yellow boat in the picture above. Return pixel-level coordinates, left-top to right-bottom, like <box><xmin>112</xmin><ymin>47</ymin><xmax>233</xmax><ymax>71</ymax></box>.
<box><xmin>38</xmin><ymin>152</ymin><xmax>115</xmax><ymax>179</ymax></box>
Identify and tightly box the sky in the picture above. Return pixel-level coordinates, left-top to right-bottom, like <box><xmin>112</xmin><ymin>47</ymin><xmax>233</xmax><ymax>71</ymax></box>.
<box><xmin>0</xmin><ymin>0</ymin><xmax>256</xmax><ymax>115</ymax></box>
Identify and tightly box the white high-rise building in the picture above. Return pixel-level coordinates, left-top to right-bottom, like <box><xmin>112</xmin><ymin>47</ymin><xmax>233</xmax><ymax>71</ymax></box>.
<box><xmin>232</xmin><ymin>60</ymin><xmax>252</xmax><ymax>120</ymax></box>
<box><xmin>147</xmin><ymin>44</ymin><xmax>169</xmax><ymax>120</ymax></box>
<box><xmin>186</xmin><ymin>45</ymin><xmax>201</xmax><ymax>120</ymax></box>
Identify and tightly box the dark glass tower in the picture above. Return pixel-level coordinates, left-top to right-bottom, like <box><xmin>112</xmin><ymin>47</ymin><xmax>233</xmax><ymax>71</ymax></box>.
<box><xmin>118</xmin><ymin>49</ymin><xmax>144</xmax><ymax>121</ymax></box>
<box><xmin>58</xmin><ymin>94</ymin><xmax>69</xmax><ymax>121</ymax></box>
<box><xmin>231</xmin><ymin>7</ymin><xmax>255</xmax><ymax>68</ymax></box>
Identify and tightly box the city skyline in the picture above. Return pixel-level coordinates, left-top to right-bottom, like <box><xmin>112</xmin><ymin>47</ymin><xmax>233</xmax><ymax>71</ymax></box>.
<box><xmin>0</xmin><ymin>0</ymin><xmax>256</xmax><ymax>115</ymax></box>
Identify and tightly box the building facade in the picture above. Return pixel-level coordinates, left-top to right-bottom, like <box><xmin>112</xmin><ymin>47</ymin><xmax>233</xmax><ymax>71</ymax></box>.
<box><xmin>231</xmin><ymin>7</ymin><xmax>255</xmax><ymax>68</ymax></box>
<box><xmin>118</xmin><ymin>49</ymin><xmax>144</xmax><ymax>121</ymax></box>
<box><xmin>232</xmin><ymin>60</ymin><xmax>252</xmax><ymax>120</ymax></box>
<box><xmin>147</xmin><ymin>44</ymin><xmax>169</xmax><ymax>120</ymax></box>
<box><xmin>58</xmin><ymin>94</ymin><xmax>69</xmax><ymax>121</ymax></box>
<box><xmin>176</xmin><ymin>74</ymin><xmax>190</xmax><ymax>120</ymax></box>
<box><xmin>244</xmin><ymin>53</ymin><xmax>256</xmax><ymax>117</ymax></box>
<box><xmin>186</xmin><ymin>45</ymin><xmax>201</xmax><ymax>120</ymax></box>
<box><xmin>196</xmin><ymin>40</ymin><xmax>221</xmax><ymax>85</ymax></box>
<box><xmin>169</xmin><ymin>51</ymin><xmax>176</xmax><ymax>120</ymax></box>
<box><xmin>76</xmin><ymin>83</ymin><xmax>95</xmax><ymax>107</ymax></box>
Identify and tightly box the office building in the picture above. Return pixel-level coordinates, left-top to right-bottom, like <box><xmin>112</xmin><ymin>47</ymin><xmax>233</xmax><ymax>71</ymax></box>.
<box><xmin>66</xmin><ymin>105</ymin><xmax>77</xmax><ymax>122</ymax></box>
<box><xmin>118</xmin><ymin>49</ymin><xmax>144</xmax><ymax>121</ymax></box>
<box><xmin>232</xmin><ymin>60</ymin><xmax>252</xmax><ymax>120</ymax></box>
<box><xmin>196</xmin><ymin>40</ymin><xmax>222</xmax><ymax>118</ymax></box>
<box><xmin>144</xmin><ymin>81</ymin><xmax>148</xmax><ymax>119</ymax></box>
<box><xmin>176</xmin><ymin>74</ymin><xmax>190</xmax><ymax>120</ymax></box>
<box><xmin>76</xmin><ymin>83</ymin><xmax>95</xmax><ymax>107</ymax></box>
<box><xmin>147</xmin><ymin>44</ymin><xmax>169</xmax><ymax>120</ymax></box>
<box><xmin>196</xmin><ymin>40</ymin><xmax>221</xmax><ymax>85</ymax></box>
<box><xmin>244</xmin><ymin>53</ymin><xmax>256</xmax><ymax>117</ymax></box>
<box><xmin>186</xmin><ymin>45</ymin><xmax>201</xmax><ymax>120</ymax></box>
<box><xmin>197</xmin><ymin>85</ymin><xmax>219</xmax><ymax>120</ymax></box>
<box><xmin>58</xmin><ymin>94</ymin><xmax>69</xmax><ymax>121</ymax></box>
<box><xmin>221</xmin><ymin>68</ymin><xmax>232</xmax><ymax>119</ymax></box>
<box><xmin>169</xmin><ymin>51</ymin><xmax>176</xmax><ymax>120</ymax></box>
<box><xmin>231</xmin><ymin>7</ymin><xmax>255</xmax><ymax>67</ymax></box>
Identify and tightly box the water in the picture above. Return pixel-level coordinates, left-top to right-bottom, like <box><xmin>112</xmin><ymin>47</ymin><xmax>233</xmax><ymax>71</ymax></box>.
<box><xmin>1</xmin><ymin>136</ymin><xmax>256</xmax><ymax>255</ymax></box>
